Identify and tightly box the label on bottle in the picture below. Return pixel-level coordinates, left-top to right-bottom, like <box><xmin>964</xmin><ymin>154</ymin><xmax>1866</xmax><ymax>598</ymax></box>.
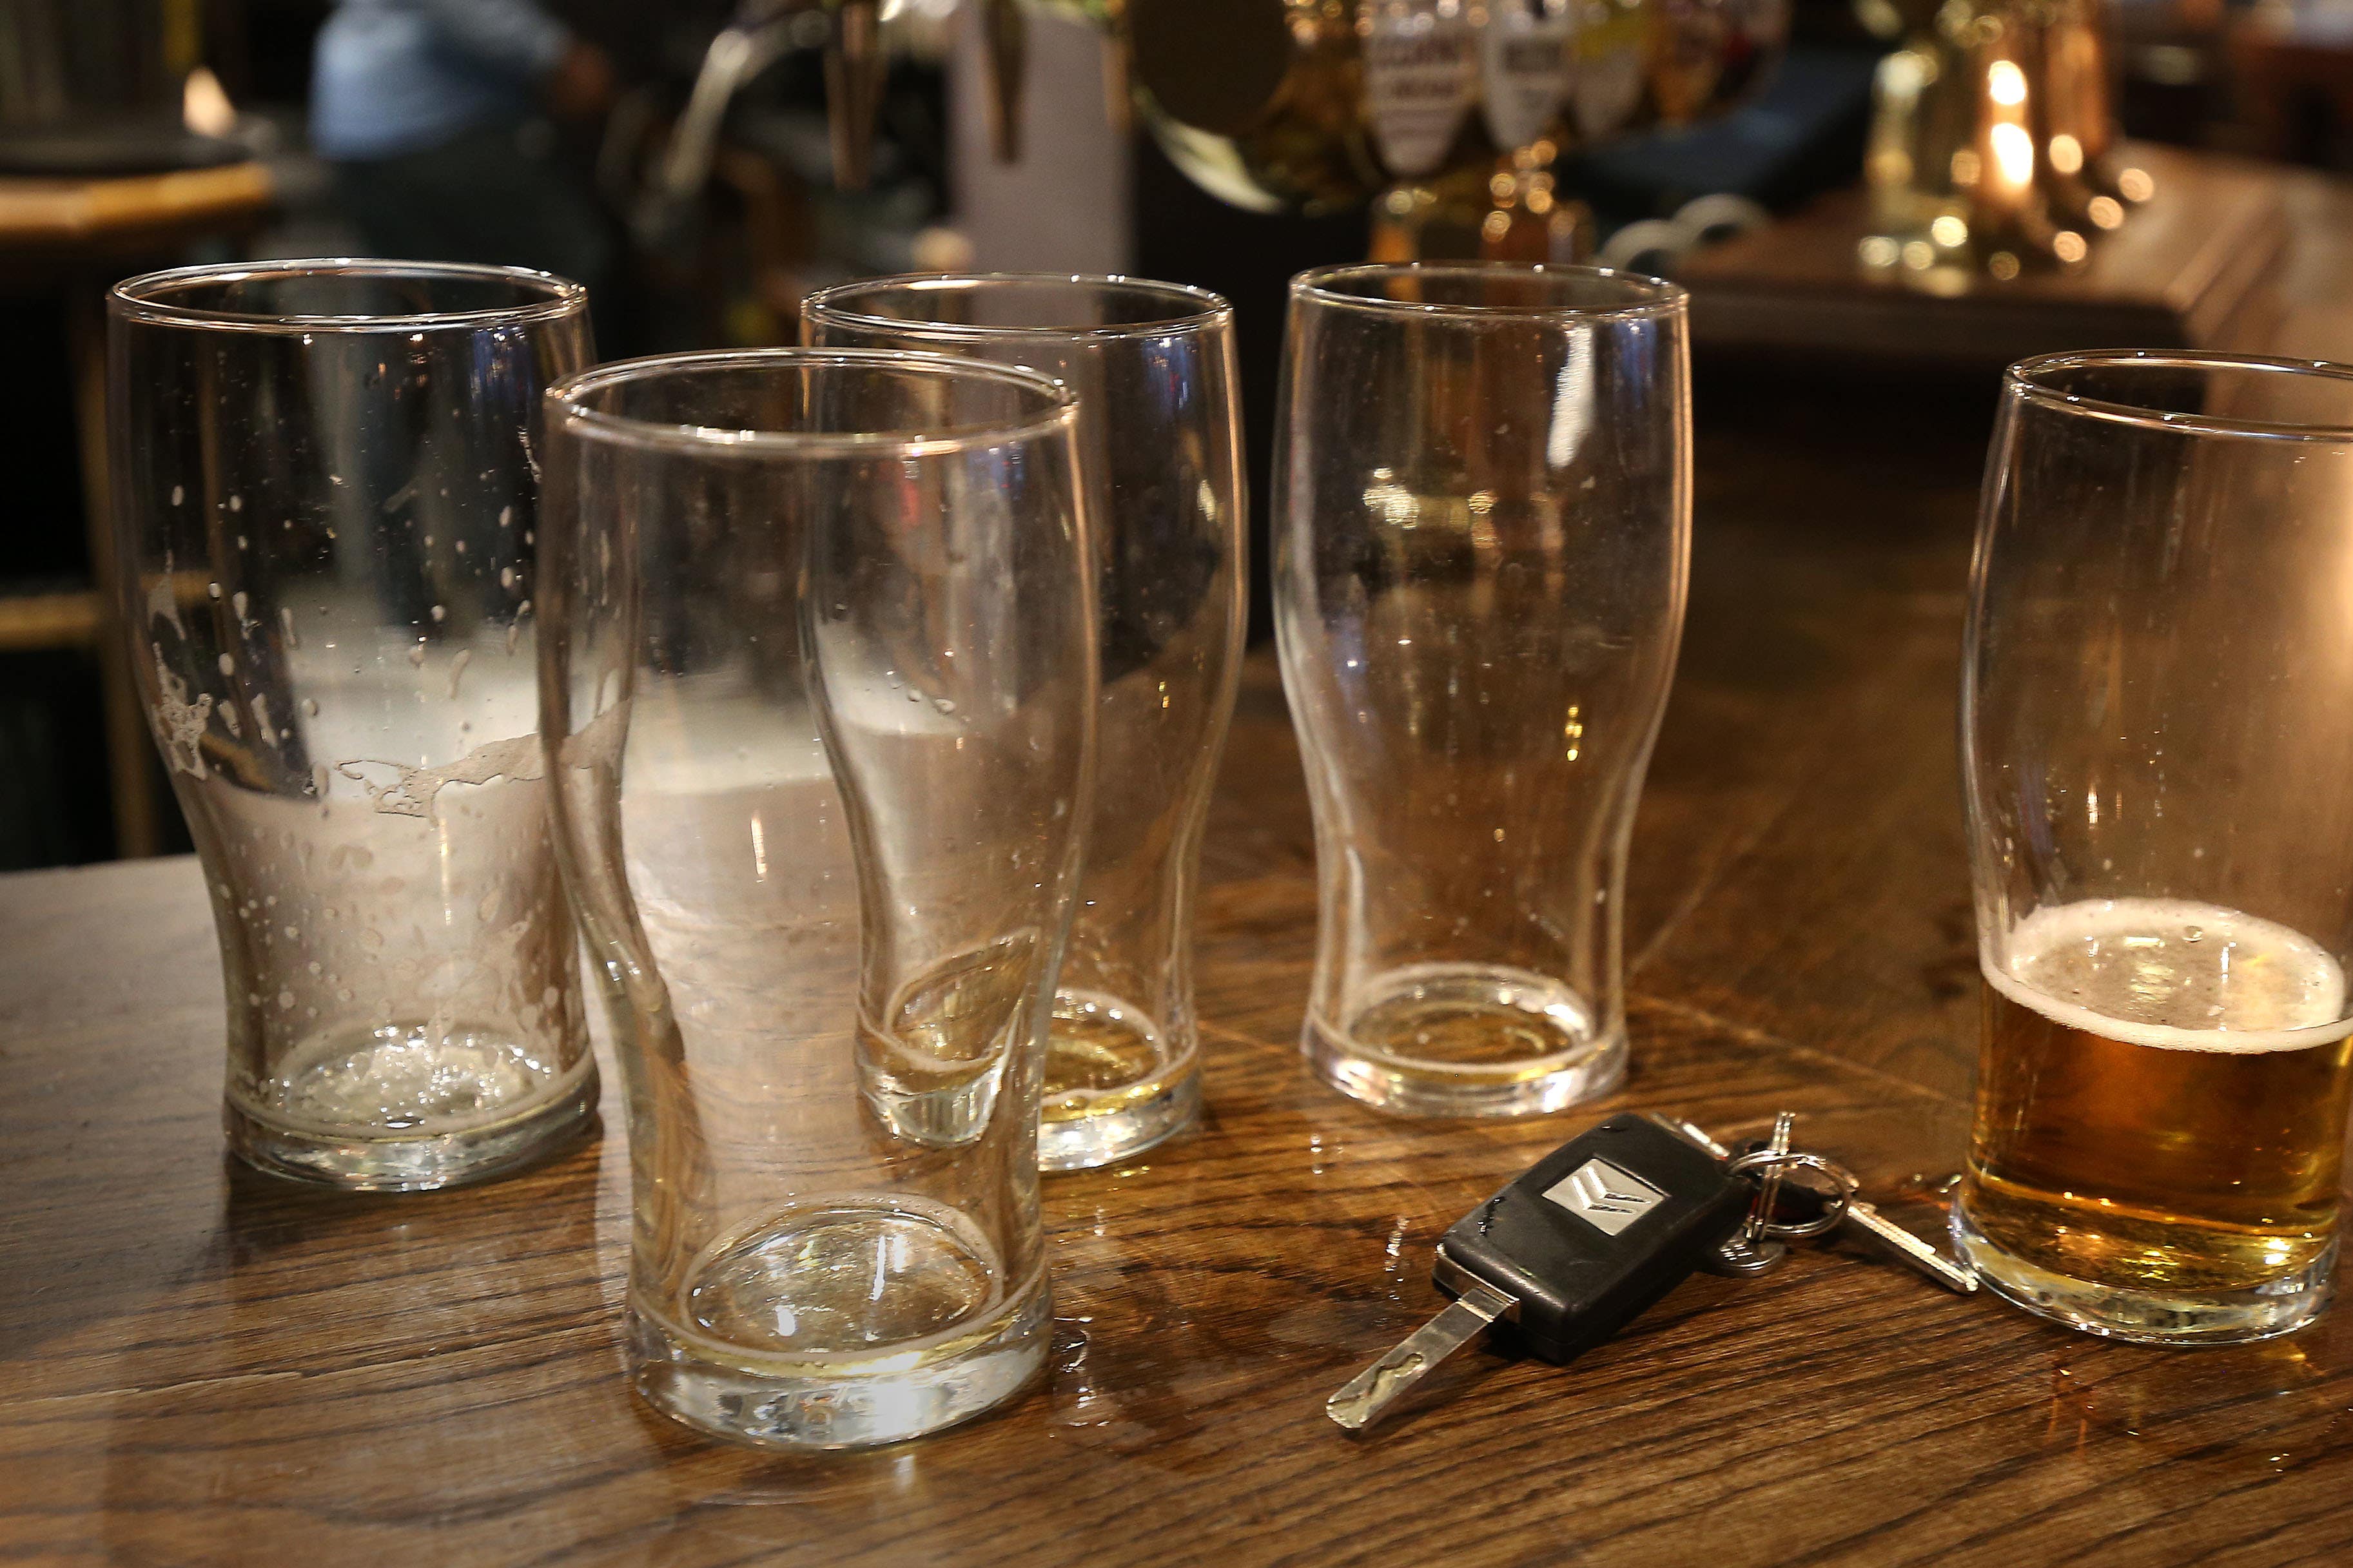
<box><xmin>1363</xmin><ymin>0</ymin><xmax>1478</xmax><ymax>177</ymax></box>
<box><xmin>1569</xmin><ymin>0</ymin><xmax>1648</xmax><ymax>140</ymax></box>
<box><xmin>1481</xmin><ymin>0</ymin><xmax>1574</xmax><ymax>152</ymax></box>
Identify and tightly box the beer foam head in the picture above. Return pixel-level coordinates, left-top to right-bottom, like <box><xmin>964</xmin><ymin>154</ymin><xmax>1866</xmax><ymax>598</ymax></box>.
<box><xmin>1986</xmin><ymin>898</ymin><xmax>2353</xmax><ymax>1052</ymax></box>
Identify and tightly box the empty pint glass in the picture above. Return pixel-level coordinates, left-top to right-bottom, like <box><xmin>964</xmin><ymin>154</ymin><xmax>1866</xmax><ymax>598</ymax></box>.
<box><xmin>540</xmin><ymin>350</ymin><xmax>1095</xmax><ymax>1448</ymax></box>
<box><xmin>108</xmin><ymin>260</ymin><xmax>596</xmax><ymax>1189</ymax></box>
<box><xmin>803</xmin><ymin>274</ymin><xmax>1246</xmax><ymax>1170</ymax></box>
<box><xmin>1274</xmin><ymin>264</ymin><xmax>1690</xmax><ymax>1118</ymax></box>
<box><xmin>1957</xmin><ymin>351</ymin><xmax>2353</xmax><ymax>1342</ymax></box>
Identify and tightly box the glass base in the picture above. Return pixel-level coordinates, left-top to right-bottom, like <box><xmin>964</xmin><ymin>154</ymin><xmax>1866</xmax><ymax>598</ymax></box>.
<box><xmin>631</xmin><ymin>1199</ymin><xmax>1050</xmax><ymax>1451</ymax></box>
<box><xmin>1038</xmin><ymin>990</ymin><xmax>1200</xmax><ymax>1170</ymax></box>
<box><xmin>1303</xmin><ymin>962</ymin><xmax>1625</xmax><ymax>1118</ymax></box>
<box><xmin>1040</xmin><ymin>1064</ymin><xmax>1200</xmax><ymax>1172</ymax></box>
<box><xmin>224</xmin><ymin>1054</ymin><xmax>598</xmax><ymax>1191</ymax></box>
<box><xmin>1951</xmin><ymin>1193</ymin><xmax>2336</xmax><ymax>1344</ymax></box>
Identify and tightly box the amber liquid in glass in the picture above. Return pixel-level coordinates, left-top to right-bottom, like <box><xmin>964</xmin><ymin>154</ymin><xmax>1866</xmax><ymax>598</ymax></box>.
<box><xmin>1964</xmin><ymin>899</ymin><xmax>2353</xmax><ymax>1293</ymax></box>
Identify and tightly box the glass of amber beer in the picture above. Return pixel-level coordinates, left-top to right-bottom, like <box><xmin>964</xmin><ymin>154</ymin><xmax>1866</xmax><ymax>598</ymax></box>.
<box><xmin>1956</xmin><ymin>350</ymin><xmax>2353</xmax><ymax>1342</ymax></box>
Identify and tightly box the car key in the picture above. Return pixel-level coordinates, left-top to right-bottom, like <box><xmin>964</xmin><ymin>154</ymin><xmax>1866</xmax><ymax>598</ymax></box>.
<box><xmin>1325</xmin><ymin>1112</ymin><xmax>1754</xmax><ymax>1431</ymax></box>
<box><xmin>1656</xmin><ymin>1113</ymin><xmax>1977</xmax><ymax>1294</ymax></box>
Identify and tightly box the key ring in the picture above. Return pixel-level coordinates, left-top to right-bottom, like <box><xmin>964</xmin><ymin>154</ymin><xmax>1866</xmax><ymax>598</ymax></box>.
<box><xmin>1724</xmin><ymin>1148</ymin><xmax>1859</xmax><ymax>1240</ymax></box>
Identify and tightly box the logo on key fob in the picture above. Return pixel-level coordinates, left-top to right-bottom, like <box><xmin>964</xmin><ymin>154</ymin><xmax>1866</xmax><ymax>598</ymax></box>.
<box><xmin>1543</xmin><ymin>1157</ymin><xmax>1666</xmax><ymax>1235</ymax></box>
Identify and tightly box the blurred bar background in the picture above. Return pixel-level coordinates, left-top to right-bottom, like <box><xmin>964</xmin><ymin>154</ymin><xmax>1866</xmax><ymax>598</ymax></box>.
<box><xmin>5</xmin><ymin>0</ymin><xmax>2351</xmax><ymax>869</ymax></box>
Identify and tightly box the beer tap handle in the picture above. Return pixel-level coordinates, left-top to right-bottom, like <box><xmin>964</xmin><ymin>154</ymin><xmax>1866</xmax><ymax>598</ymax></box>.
<box><xmin>979</xmin><ymin>0</ymin><xmax>1028</xmax><ymax>163</ymax></box>
<box><xmin>1099</xmin><ymin>3</ymin><xmax>1134</xmax><ymax>139</ymax></box>
<box><xmin>825</xmin><ymin>0</ymin><xmax>886</xmax><ymax>190</ymax></box>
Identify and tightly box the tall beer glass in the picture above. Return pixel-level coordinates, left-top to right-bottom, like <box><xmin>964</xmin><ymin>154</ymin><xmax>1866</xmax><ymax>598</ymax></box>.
<box><xmin>108</xmin><ymin>260</ymin><xmax>596</xmax><ymax>1190</ymax></box>
<box><xmin>540</xmin><ymin>350</ymin><xmax>1095</xmax><ymax>1448</ymax></box>
<box><xmin>1275</xmin><ymin>264</ymin><xmax>1690</xmax><ymax>1118</ymax></box>
<box><xmin>802</xmin><ymin>275</ymin><xmax>1246</xmax><ymax>1171</ymax></box>
<box><xmin>1957</xmin><ymin>350</ymin><xmax>2353</xmax><ymax>1342</ymax></box>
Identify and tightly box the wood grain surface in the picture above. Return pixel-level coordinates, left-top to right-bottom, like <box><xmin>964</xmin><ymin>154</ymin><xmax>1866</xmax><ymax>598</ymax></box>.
<box><xmin>12</xmin><ymin>267</ymin><xmax>2353</xmax><ymax>1567</ymax></box>
<box><xmin>0</xmin><ymin>164</ymin><xmax>274</xmax><ymax>256</ymax></box>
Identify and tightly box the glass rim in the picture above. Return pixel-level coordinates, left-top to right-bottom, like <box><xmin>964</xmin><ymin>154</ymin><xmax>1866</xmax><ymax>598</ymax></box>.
<box><xmin>108</xmin><ymin>257</ymin><xmax>588</xmax><ymax>333</ymax></box>
<box><xmin>800</xmin><ymin>271</ymin><xmax>1233</xmax><ymax>342</ymax></box>
<box><xmin>546</xmin><ymin>347</ymin><xmax>1081</xmax><ymax>458</ymax></box>
<box><xmin>2007</xmin><ymin>350</ymin><xmax>2353</xmax><ymax>441</ymax></box>
<box><xmin>1289</xmin><ymin>261</ymin><xmax>1688</xmax><ymax>322</ymax></box>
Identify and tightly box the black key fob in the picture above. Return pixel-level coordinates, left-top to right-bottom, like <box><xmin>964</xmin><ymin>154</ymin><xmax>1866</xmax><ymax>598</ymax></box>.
<box><xmin>1434</xmin><ymin>1112</ymin><xmax>1752</xmax><ymax>1363</ymax></box>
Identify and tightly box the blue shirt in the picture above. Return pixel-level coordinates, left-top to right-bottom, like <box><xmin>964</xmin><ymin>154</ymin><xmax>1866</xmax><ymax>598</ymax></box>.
<box><xmin>311</xmin><ymin>0</ymin><xmax>572</xmax><ymax>160</ymax></box>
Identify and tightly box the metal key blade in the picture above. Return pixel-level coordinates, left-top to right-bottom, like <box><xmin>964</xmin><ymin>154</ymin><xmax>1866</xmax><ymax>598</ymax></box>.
<box><xmin>1647</xmin><ymin>1112</ymin><xmax>1975</xmax><ymax>1292</ymax></box>
<box><xmin>1646</xmin><ymin>1113</ymin><xmax>1731</xmax><ymax>1160</ymax></box>
<box><xmin>1325</xmin><ymin>1279</ymin><xmax>1517</xmax><ymax>1432</ymax></box>
<box><xmin>1841</xmin><ymin>1200</ymin><xmax>1978</xmax><ymax>1293</ymax></box>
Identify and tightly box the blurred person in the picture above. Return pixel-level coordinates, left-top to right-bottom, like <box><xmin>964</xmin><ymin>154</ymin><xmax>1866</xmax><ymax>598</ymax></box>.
<box><xmin>312</xmin><ymin>0</ymin><xmax>620</xmax><ymax>299</ymax></box>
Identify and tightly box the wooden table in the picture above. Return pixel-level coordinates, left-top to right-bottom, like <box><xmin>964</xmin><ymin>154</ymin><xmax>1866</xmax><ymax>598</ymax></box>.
<box><xmin>10</xmin><ymin>393</ymin><xmax>2353</xmax><ymax>1564</ymax></box>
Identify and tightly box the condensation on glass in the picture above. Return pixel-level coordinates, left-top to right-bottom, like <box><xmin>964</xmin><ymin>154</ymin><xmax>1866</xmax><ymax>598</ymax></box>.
<box><xmin>803</xmin><ymin>274</ymin><xmax>1247</xmax><ymax>1171</ymax></box>
<box><xmin>1274</xmin><ymin>263</ymin><xmax>1691</xmax><ymax>1118</ymax></box>
<box><xmin>540</xmin><ymin>349</ymin><xmax>1097</xmax><ymax>1449</ymax></box>
<box><xmin>1957</xmin><ymin>350</ymin><xmax>2353</xmax><ymax>1343</ymax></box>
<box><xmin>107</xmin><ymin>259</ymin><xmax>597</xmax><ymax>1190</ymax></box>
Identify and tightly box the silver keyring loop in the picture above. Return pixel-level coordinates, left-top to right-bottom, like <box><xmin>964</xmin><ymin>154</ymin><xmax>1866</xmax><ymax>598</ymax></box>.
<box><xmin>1724</xmin><ymin>1149</ymin><xmax>1859</xmax><ymax>1239</ymax></box>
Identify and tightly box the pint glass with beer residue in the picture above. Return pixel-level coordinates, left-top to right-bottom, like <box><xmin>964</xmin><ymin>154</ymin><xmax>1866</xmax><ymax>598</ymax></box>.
<box><xmin>803</xmin><ymin>275</ymin><xmax>1246</xmax><ymax>1172</ymax></box>
<box><xmin>540</xmin><ymin>349</ymin><xmax>1095</xmax><ymax>1449</ymax></box>
<box><xmin>1274</xmin><ymin>263</ymin><xmax>1690</xmax><ymax>1118</ymax></box>
<box><xmin>1956</xmin><ymin>350</ymin><xmax>2353</xmax><ymax>1341</ymax></box>
<box><xmin>108</xmin><ymin>260</ymin><xmax>597</xmax><ymax>1190</ymax></box>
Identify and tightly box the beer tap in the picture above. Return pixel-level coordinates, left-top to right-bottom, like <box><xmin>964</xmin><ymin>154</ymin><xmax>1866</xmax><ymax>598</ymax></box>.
<box><xmin>658</xmin><ymin>0</ymin><xmax>1033</xmax><ymax>197</ymax></box>
<box><xmin>654</xmin><ymin>0</ymin><xmax>895</xmax><ymax>209</ymax></box>
<box><xmin>645</xmin><ymin>0</ymin><xmax>1793</xmax><ymax>264</ymax></box>
<box><xmin>1097</xmin><ymin>0</ymin><xmax>1132</xmax><ymax>138</ymax></box>
<box><xmin>978</xmin><ymin>0</ymin><xmax>1030</xmax><ymax>163</ymax></box>
<box><xmin>826</xmin><ymin>0</ymin><xmax>888</xmax><ymax>189</ymax></box>
<box><xmin>645</xmin><ymin>0</ymin><xmax>805</xmax><ymax>240</ymax></box>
